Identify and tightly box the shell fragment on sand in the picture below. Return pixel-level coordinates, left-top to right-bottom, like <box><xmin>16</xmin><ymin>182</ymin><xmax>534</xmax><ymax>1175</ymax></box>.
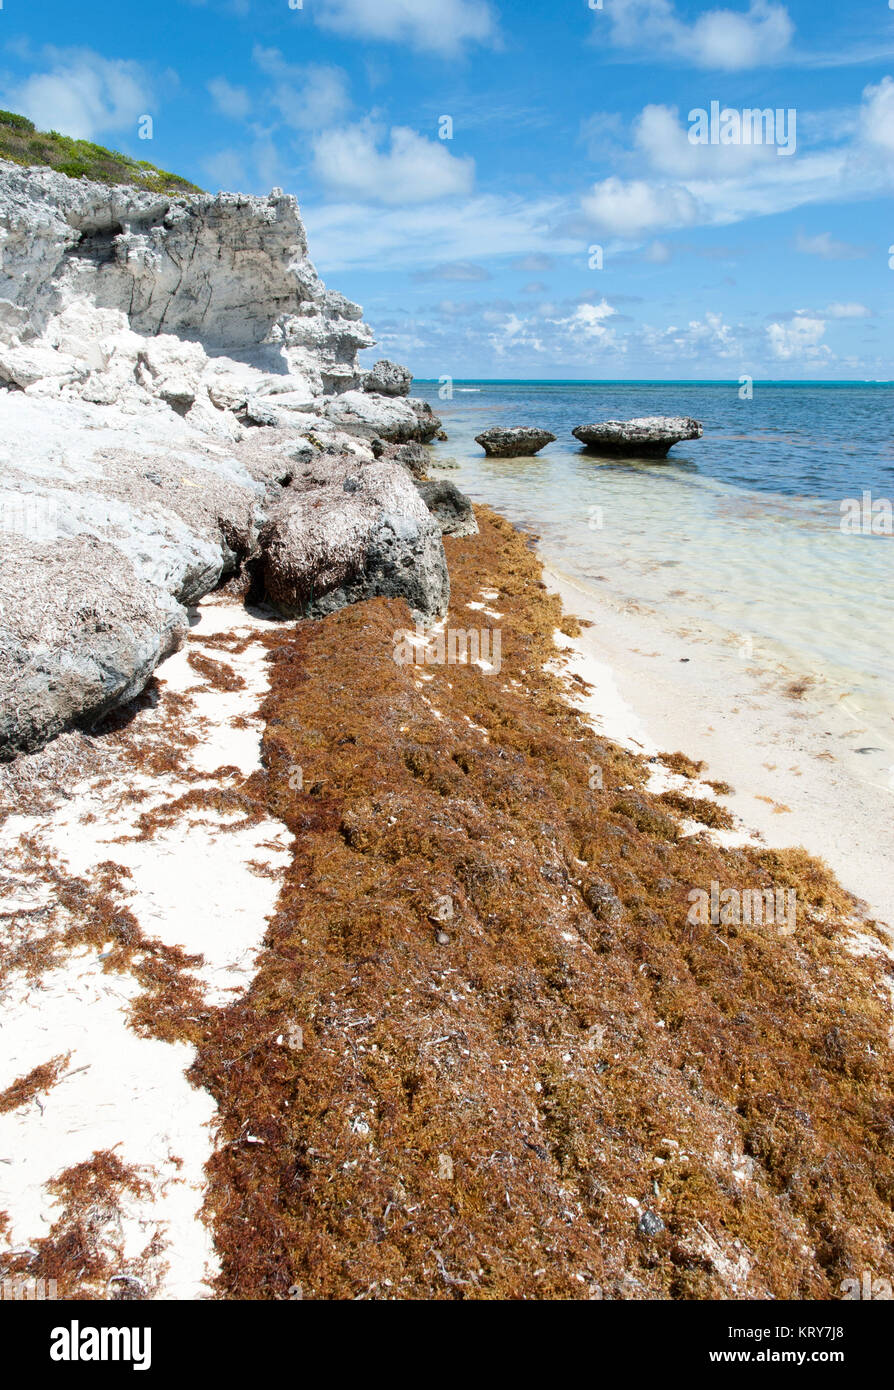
<box><xmin>474</xmin><ymin>427</ymin><xmax>556</xmax><ymax>458</ymax></box>
<box><xmin>572</xmin><ymin>417</ymin><xmax>703</xmax><ymax>459</ymax></box>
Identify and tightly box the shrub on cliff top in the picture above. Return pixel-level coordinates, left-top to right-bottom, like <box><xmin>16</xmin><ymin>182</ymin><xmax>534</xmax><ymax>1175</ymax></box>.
<box><xmin>0</xmin><ymin>110</ymin><xmax>202</xmax><ymax>194</ymax></box>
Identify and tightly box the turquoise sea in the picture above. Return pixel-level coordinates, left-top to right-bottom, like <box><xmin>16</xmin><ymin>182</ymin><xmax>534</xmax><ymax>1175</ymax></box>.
<box><xmin>413</xmin><ymin>380</ymin><xmax>894</xmax><ymax>768</ymax></box>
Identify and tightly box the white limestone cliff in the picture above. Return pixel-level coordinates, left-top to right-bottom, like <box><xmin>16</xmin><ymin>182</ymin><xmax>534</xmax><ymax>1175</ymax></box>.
<box><xmin>0</xmin><ymin>163</ymin><xmax>447</xmax><ymax>759</ymax></box>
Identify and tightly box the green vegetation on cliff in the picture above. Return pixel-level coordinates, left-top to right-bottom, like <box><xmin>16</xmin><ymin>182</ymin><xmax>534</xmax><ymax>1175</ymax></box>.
<box><xmin>0</xmin><ymin>109</ymin><xmax>202</xmax><ymax>194</ymax></box>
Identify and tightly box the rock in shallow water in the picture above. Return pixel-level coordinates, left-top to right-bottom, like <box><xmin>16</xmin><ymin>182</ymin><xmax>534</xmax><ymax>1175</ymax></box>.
<box><xmin>572</xmin><ymin>416</ymin><xmax>703</xmax><ymax>458</ymax></box>
<box><xmin>475</xmin><ymin>427</ymin><xmax>556</xmax><ymax>458</ymax></box>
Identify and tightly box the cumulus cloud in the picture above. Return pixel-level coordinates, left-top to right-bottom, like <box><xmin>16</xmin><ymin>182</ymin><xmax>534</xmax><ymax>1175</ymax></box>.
<box><xmin>253</xmin><ymin>48</ymin><xmax>351</xmax><ymax>131</ymax></box>
<box><xmin>581</xmin><ymin>177</ymin><xmax>700</xmax><ymax>237</ymax></box>
<box><xmin>314</xmin><ymin>0</ymin><xmax>497</xmax><ymax>56</ymax></box>
<box><xmin>312</xmin><ymin>121</ymin><xmax>475</xmax><ymax>204</ymax></box>
<box><xmin>766</xmin><ymin>313</ymin><xmax>829</xmax><ymax>360</ymax></box>
<box><xmin>549</xmin><ymin>300</ymin><xmax>617</xmax><ymax>341</ymax></box>
<box><xmin>641</xmin><ymin>311</ymin><xmax>743</xmax><ymax>360</ymax></box>
<box><xmin>207</xmin><ymin>77</ymin><xmax>251</xmax><ymax>122</ymax></box>
<box><xmin>488</xmin><ymin>313</ymin><xmax>546</xmax><ymax>357</ymax></box>
<box><xmin>579</xmin><ymin>85</ymin><xmax>894</xmax><ymax>242</ymax></box>
<box><xmin>604</xmin><ymin>0</ymin><xmax>794</xmax><ymax>70</ymax></box>
<box><xmin>633</xmin><ymin>103</ymin><xmax>783</xmax><ymax>178</ymax></box>
<box><xmin>12</xmin><ymin>46</ymin><xmax>154</xmax><ymax>140</ymax></box>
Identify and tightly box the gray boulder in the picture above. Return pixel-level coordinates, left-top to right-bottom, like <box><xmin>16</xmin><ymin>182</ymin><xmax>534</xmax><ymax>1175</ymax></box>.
<box><xmin>475</xmin><ymin>427</ymin><xmax>555</xmax><ymax>458</ymax></box>
<box><xmin>572</xmin><ymin>417</ymin><xmax>703</xmax><ymax>458</ymax></box>
<box><xmin>260</xmin><ymin>461</ymin><xmax>449</xmax><ymax>621</ymax></box>
<box><xmin>362</xmin><ymin>359</ymin><xmax>413</xmax><ymax>397</ymax></box>
<box><xmin>414</xmin><ymin>479</ymin><xmax>478</xmax><ymax>539</ymax></box>
<box><xmin>392</xmin><ymin>442</ymin><xmax>430</xmax><ymax>478</ymax></box>
<box><xmin>0</xmin><ymin>535</ymin><xmax>185</xmax><ymax>759</ymax></box>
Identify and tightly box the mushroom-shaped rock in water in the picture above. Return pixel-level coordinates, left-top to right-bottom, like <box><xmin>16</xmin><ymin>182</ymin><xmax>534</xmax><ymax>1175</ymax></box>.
<box><xmin>572</xmin><ymin>417</ymin><xmax>702</xmax><ymax>459</ymax></box>
<box><xmin>475</xmin><ymin>427</ymin><xmax>556</xmax><ymax>458</ymax></box>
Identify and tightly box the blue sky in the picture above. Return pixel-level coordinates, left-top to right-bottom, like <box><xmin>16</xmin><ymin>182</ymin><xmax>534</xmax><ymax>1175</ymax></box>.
<box><xmin>2</xmin><ymin>0</ymin><xmax>893</xmax><ymax>378</ymax></box>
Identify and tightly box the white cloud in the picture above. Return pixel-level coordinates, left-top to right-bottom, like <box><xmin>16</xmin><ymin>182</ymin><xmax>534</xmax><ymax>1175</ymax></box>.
<box><xmin>794</xmin><ymin>231</ymin><xmax>866</xmax><ymax>260</ymax></box>
<box><xmin>860</xmin><ymin>75</ymin><xmax>894</xmax><ymax>152</ymax></box>
<box><xmin>633</xmin><ymin>103</ymin><xmax>784</xmax><ymax>178</ymax></box>
<box><xmin>766</xmin><ymin>314</ymin><xmax>829</xmax><ymax>360</ymax></box>
<box><xmin>252</xmin><ymin>48</ymin><xmax>351</xmax><ymax>131</ymax></box>
<box><xmin>824</xmin><ymin>302</ymin><xmax>871</xmax><ymax>319</ymax></box>
<box><xmin>605</xmin><ymin>0</ymin><xmax>793</xmax><ymax>70</ymax></box>
<box><xmin>556</xmin><ymin>300</ymin><xmax>616</xmax><ymax>334</ymax></box>
<box><xmin>12</xmin><ymin>46</ymin><xmax>154</xmax><ymax>140</ymax></box>
<box><xmin>580</xmin><ymin>88</ymin><xmax>894</xmax><ymax>242</ymax></box>
<box><xmin>304</xmin><ymin>193</ymin><xmax>575</xmax><ymax>272</ymax></box>
<box><xmin>207</xmin><ymin>77</ymin><xmax>251</xmax><ymax>122</ymax></box>
<box><xmin>488</xmin><ymin>313</ymin><xmax>546</xmax><ymax>358</ymax></box>
<box><xmin>315</xmin><ymin>0</ymin><xmax>497</xmax><ymax>56</ymax></box>
<box><xmin>641</xmin><ymin>311</ymin><xmax>743</xmax><ymax>360</ymax></box>
<box><xmin>581</xmin><ymin>177</ymin><xmax>700</xmax><ymax>237</ymax></box>
<box><xmin>312</xmin><ymin>121</ymin><xmax>474</xmax><ymax>204</ymax></box>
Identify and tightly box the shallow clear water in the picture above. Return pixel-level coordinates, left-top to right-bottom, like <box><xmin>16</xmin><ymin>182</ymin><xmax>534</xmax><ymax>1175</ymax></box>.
<box><xmin>415</xmin><ymin>381</ymin><xmax>894</xmax><ymax>761</ymax></box>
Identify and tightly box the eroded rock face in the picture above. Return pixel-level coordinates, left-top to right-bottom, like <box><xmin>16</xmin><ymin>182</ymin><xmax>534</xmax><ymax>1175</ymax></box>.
<box><xmin>475</xmin><ymin>427</ymin><xmax>556</xmax><ymax>458</ymax></box>
<box><xmin>261</xmin><ymin>461</ymin><xmax>449</xmax><ymax>621</ymax></box>
<box><xmin>0</xmin><ymin>161</ymin><xmax>439</xmax><ymax>440</ymax></box>
<box><xmin>572</xmin><ymin>417</ymin><xmax>703</xmax><ymax>458</ymax></box>
<box><xmin>0</xmin><ymin>163</ymin><xmax>447</xmax><ymax>758</ymax></box>
<box><xmin>325</xmin><ymin>390</ymin><xmax>441</xmax><ymax>443</ymax></box>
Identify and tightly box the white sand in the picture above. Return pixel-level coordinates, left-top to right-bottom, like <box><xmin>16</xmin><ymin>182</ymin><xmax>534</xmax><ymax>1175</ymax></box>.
<box><xmin>544</xmin><ymin>564</ymin><xmax>893</xmax><ymax>930</ymax></box>
<box><xmin>0</xmin><ymin>601</ymin><xmax>292</xmax><ymax>1299</ymax></box>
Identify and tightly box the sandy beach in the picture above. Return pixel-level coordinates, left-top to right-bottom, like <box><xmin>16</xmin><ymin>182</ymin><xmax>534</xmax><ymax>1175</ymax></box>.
<box><xmin>0</xmin><ymin>600</ymin><xmax>291</xmax><ymax>1298</ymax></box>
<box><xmin>544</xmin><ymin>563</ymin><xmax>894</xmax><ymax>931</ymax></box>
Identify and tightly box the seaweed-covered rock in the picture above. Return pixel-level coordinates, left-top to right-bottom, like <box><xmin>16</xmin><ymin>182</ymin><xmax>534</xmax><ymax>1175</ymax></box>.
<box><xmin>475</xmin><ymin>427</ymin><xmax>556</xmax><ymax>458</ymax></box>
<box><xmin>572</xmin><ymin>417</ymin><xmax>703</xmax><ymax>458</ymax></box>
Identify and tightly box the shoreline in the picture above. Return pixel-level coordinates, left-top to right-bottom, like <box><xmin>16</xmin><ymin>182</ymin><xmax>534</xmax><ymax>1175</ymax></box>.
<box><xmin>542</xmin><ymin>560</ymin><xmax>893</xmax><ymax>931</ymax></box>
<box><xmin>3</xmin><ymin>505</ymin><xmax>893</xmax><ymax>1299</ymax></box>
